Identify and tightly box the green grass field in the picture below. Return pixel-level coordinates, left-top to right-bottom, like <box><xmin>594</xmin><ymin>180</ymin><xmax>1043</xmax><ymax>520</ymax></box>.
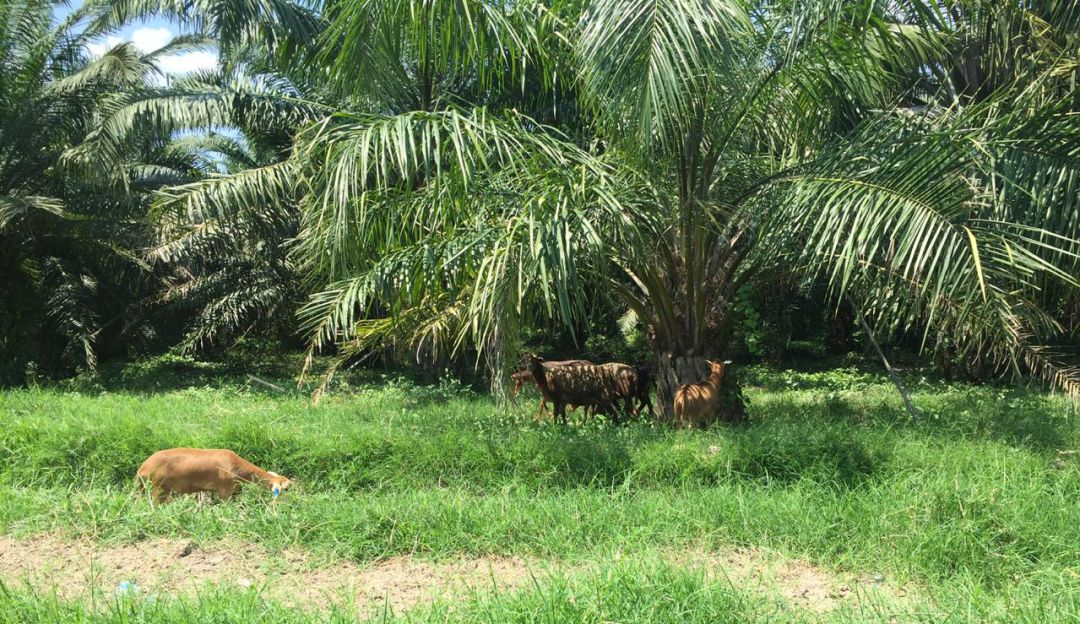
<box><xmin>1</xmin><ymin>361</ymin><xmax>1078</xmax><ymax>622</ymax></box>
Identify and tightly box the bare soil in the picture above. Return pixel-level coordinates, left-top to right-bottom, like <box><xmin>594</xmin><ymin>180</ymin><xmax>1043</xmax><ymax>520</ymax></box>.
<box><xmin>665</xmin><ymin>547</ymin><xmax>906</xmax><ymax>613</ymax></box>
<box><xmin>0</xmin><ymin>534</ymin><xmax>905</xmax><ymax>616</ymax></box>
<box><xmin>0</xmin><ymin>534</ymin><xmax>533</xmax><ymax>617</ymax></box>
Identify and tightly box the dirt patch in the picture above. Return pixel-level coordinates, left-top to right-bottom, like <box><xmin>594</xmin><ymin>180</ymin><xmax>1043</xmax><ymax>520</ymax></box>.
<box><xmin>667</xmin><ymin>547</ymin><xmax>907</xmax><ymax>613</ymax></box>
<box><xmin>0</xmin><ymin>534</ymin><xmax>907</xmax><ymax>616</ymax></box>
<box><xmin>0</xmin><ymin>534</ymin><xmax>534</xmax><ymax>617</ymax></box>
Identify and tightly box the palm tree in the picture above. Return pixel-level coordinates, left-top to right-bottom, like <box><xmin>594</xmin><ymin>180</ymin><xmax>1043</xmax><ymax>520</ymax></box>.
<box><xmin>60</xmin><ymin>0</ymin><xmax>332</xmax><ymax>356</ymax></box>
<box><xmin>0</xmin><ymin>0</ymin><xmax>220</xmax><ymax>379</ymax></box>
<box><xmin>152</xmin><ymin>0</ymin><xmax>1080</xmax><ymax>418</ymax></box>
<box><xmin>115</xmin><ymin>0</ymin><xmax>576</xmax><ymax>376</ymax></box>
<box><xmin>147</xmin><ymin>128</ymin><xmax>305</xmax><ymax>354</ymax></box>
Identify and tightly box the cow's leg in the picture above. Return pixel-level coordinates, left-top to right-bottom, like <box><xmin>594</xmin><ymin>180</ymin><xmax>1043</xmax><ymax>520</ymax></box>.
<box><xmin>640</xmin><ymin>395</ymin><xmax>653</xmax><ymax>419</ymax></box>
<box><xmin>217</xmin><ymin>483</ymin><xmax>238</xmax><ymax>501</ymax></box>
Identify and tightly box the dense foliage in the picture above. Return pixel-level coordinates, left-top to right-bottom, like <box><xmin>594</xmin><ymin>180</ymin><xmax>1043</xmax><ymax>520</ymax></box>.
<box><xmin>2</xmin><ymin>0</ymin><xmax>1078</xmax><ymax>413</ymax></box>
<box><xmin>1</xmin><ymin>1</ymin><xmax>180</xmax><ymax>378</ymax></box>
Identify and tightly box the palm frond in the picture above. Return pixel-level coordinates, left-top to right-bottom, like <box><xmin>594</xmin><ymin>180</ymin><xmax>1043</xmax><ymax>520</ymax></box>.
<box><xmin>42</xmin><ymin>258</ymin><xmax>100</xmax><ymax>371</ymax></box>
<box><xmin>575</xmin><ymin>0</ymin><xmax>751</xmax><ymax>149</ymax></box>
<box><xmin>293</xmin><ymin>106</ymin><xmax>619</xmax><ymax>281</ymax></box>
<box><xmin>0</xmin><ymin>195</ymin><xmax>66</xmax><ymax>230</ymax></box>
<box><xmin>62</xmin><ymin>78</ymin><xmax>326</xmax><ymax>179</ymax></box>
<box><xmin>48</xmin><ymin>41</ymin><xmax>159</xmax><ymax>93</ymax></box>
<box><xmin>153</xmin><ymin>159</ymin><xmax>300</xmax><ymax>225</ymax></box>
<box><xmin>756</xmin><ymin>95</ymin><xmax>1080</xmax><ymax>393</ymax></box>
<box><xmin>142</xmin><ymin>33</ymin><xmax>217</xmax><ymax>61</ymax></box>
<box><xmin>319</xmin><ymin>0</ymin><xmax>536</xmax><ymax>106</ymax></box>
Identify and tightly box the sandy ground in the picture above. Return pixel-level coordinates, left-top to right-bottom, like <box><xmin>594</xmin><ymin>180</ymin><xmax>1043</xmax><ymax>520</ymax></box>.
<box><xmin>663</xmin><ymin>547</ymin><xmax>905</xmax><ymax>613</ymax></box>
<box><xmin>0</xmin><ymin>534</ymin><xmax>904</xmax><ymax>616</ymax></box>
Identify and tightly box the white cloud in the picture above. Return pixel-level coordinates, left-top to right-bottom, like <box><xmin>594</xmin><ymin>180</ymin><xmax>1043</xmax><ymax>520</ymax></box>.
<box><xmin>130</xmin><ymin>27</ymin><xmax>173</xmax><ymax>54</ymax></box>
<box><xmin>84</xmin><ymin>27</ymin><xmax>219</xmax><ymax>78</ymax></box>
<box><xmin>85</xmin><ymin>36</ymin><xmax>123</xmax><ymax>58</ymax></box>
<box><xmin>156</xmin><ymin>50</ymin><xmax>219</xmax><ymax>75</ymax></box>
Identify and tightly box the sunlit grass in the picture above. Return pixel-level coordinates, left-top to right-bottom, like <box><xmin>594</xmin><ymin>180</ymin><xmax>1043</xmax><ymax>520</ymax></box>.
<box><xmin>1</xmin><ymin>366</ymin><xmax>1078</xmax><ymax>622</ymax></box>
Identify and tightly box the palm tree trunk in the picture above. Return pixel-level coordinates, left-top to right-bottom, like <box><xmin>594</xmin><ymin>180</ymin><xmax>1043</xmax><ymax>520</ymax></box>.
<box><xmin>656</xmin><ymin>353</ymin><xmax>706</xmax><ymax>423</ymax></box>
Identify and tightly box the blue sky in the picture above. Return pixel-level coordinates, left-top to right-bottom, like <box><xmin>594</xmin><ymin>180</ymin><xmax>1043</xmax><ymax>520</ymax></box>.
<box><xmin>55</xmin><ymin>2</ymin><xmax>219</xmax><ymax>76</ymax></box>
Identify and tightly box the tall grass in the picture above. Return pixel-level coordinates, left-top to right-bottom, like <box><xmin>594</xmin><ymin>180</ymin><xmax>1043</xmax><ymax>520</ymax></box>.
<box><xmin>1</xmin><ymin>366</ymin><xmax>1078</xmax><ymax>620</ymax></box>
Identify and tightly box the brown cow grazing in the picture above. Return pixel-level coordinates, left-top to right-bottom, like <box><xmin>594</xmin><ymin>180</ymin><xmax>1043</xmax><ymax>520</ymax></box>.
<box><xmin>673</xmin><ymin>360</ymin><xmax>730</xmax><ymax>428</ymax></box>
<box><xmin>580</xmin><ymin>365</ymin><xmax>652</xmax><ymax>421</ymax></box>
<box><xmin>511</xmin><ymin>360</ymin><xmax>591</xmax><ymax>421</ymax></box>
<box><xmin>528</xmin><ymin>356</ymin><xmax>639</xmax><ymax>424</ymax></box>
<box><xmin>137</xmin><ymin>448</ymin><xmax>292</xmax><ymax>504</ymax></box>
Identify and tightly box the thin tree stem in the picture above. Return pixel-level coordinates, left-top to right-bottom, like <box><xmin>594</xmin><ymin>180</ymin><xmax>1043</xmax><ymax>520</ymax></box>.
<box><xmin>848</xmin><ymin>296</ymin><xmax>919</xmax><ymax>420</ymax></box>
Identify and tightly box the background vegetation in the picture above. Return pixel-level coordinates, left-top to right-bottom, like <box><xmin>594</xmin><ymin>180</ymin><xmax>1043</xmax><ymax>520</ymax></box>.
<box><xmin>2</xmin><ymin>0</ymin><xmax>1077</xmax><ymax>407</ymax></box>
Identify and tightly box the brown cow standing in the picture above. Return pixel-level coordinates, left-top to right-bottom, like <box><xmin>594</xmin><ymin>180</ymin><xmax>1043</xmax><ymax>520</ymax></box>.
<box><xmin>528</xmin><ymin>356</ymin><xmax>640</xmax><ymax>424</ymax></box>
<box><xmin>672</xmin><ymin>360</ymin><xmax>729</xmax><ymax>428</ymax></box>
<box><xmin>511</xmin><ymin>359</ymin><xmax>592</xmax><ymax>420</ymax></box>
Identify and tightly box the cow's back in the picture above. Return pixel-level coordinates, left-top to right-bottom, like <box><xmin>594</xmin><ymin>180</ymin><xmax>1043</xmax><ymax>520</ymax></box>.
<box><xmin>137</xmin><ymin>448</ymin><xmax>239</xmax><ymax>494</ymax></box>
<box><xmin>545</xmin><ymin>363</ymin><xmax>632</xmax><ymax>404</ymax></box>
